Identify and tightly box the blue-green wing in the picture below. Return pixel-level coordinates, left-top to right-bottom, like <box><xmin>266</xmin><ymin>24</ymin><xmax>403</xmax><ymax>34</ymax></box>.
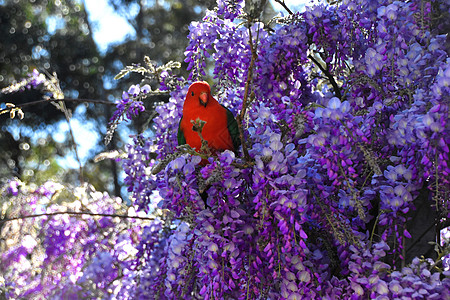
<box><xmin>223</xmin><ymin>106</ymin><xmax>241</xmax><ymax>151</ymax></box>
<box><xmin>177</xmin><ymin>117</ymin><xmax>186</xmax><ymax>145</ymax></box>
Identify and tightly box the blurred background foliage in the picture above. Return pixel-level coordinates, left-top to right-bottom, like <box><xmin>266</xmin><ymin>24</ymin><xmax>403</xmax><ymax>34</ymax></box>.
<box><xmin>1</xmin><ymin>0</ymin><xmax>108</xmax><ymax>193</ymax></box>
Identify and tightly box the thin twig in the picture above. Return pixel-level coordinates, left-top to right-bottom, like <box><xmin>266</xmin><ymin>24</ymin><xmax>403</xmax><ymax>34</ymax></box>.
<box><xmin>0</xmin><ymin>211</ymin><xmax>155</xmax><ymax>224</ymax></box>
<box><xmin>62</xmin><ymin>103</ymin><xmax>84</xmax><ymax>183</ymax></box>
<box><xmin>308</xmin><ymin>54</ymin><xmax>342</xmax><ymax>100</ymax></box>
<box><xmin>0</xmin><ymin>98</ymin><xmax>115</xmax><ymax>114</ymax></box>
<box><xmin>274</xmin><ymin>0</ymin><xmax>293</xmax><ymax>15</ymax></box>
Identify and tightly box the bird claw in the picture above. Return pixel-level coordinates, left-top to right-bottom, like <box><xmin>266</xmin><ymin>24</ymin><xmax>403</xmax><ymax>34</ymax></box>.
<box><xmin>191</xmin><ymin>118</ymin><xmax>206</xmax><ymax>133</ymax></box>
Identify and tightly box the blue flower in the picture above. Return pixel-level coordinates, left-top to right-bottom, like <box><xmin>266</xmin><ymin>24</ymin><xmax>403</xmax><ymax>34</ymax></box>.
<box><xmin>128</xmin><ymin>84</ymin><xmax>140</xmax><ymax>97</ymax></box>
<box><xmin>141</xmin><ymin>84</ymin><xmax>151</xmax><ymax>94</ymax></box>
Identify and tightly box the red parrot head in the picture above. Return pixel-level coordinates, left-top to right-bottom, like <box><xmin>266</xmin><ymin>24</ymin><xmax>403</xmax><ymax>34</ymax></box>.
<box><xmin>186</xmin><ymin>81</ymin><xmax>211</xmax><ymax>108</ymax></box>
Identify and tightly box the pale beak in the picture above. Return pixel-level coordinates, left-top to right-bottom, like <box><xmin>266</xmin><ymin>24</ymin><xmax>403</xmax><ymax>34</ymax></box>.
<box><xmin>199</xmin><ymin>92</ymin><xmax>208</xmax><ymax>107</ymax></box>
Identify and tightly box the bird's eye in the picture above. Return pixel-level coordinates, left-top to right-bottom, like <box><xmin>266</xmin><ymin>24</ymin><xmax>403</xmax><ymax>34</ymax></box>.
<box><xmin>191</xmin><ymin>92</ymin><xmax>194</xmax><ymax>96</ymax></box>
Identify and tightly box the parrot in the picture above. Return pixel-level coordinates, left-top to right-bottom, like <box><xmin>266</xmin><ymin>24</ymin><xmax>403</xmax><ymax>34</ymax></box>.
<box><xmin>178</xmin><ymin>81</ymin><xmax>240</xmax><ymax>155</ymax></box>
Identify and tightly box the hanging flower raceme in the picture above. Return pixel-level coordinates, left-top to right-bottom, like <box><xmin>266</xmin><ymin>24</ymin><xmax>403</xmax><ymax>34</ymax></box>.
<box><xmin>116</xmin><ymin>0</ymin><xmax>450</xmax><ymax>298</ymax></box>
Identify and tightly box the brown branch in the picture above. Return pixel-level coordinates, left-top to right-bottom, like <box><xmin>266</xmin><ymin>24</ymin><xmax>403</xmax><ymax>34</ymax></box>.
<box><xmin>274</xmin><ymin>0</ymin><xmax>293</xmax><ymax>15</ymax></box>
<box><xmin>308</xmin><ymin>54</ymin><xmax>342</xmax><ymax>100</ymax></box>
<box><xmin>238</xmin><ymin>23</ymin><xmax>260</xmax><ymax>161</ymax></box>
<box><xmin>0</xmin><ymin>211</ymin><xmax>156</xmax><ymax>224</ymax></box>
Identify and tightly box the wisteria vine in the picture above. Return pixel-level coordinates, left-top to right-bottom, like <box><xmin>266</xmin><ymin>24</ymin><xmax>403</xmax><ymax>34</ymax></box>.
<box><xmin>1</xmin><ymin>0</ymin><xmax>449</xmax><ymax>299</ymax></box>
<box><xmin>120</xmin><ymin>0</ymin><xmax>450</xmax><ymax>298</ymax></box>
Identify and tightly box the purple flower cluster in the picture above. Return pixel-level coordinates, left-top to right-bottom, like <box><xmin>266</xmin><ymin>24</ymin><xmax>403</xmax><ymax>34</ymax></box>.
<box><xmin>109</xmin><ymin>84</ymin><xmax>147</xmax><ymax>124</ymax></box>
<box><xmin>2</xmin><ymin>0</ymin><xmax>450</xmax><ymax>298</ymax></box>
<box><xmin>26</xmin><ymin>69</ymin><xmax>46</xmax><ymax>89</ymax></box>
<box><xmin>119</xmin><ymin>0</ymin><xmax>450</xmax><ymax>298</ymax></box>
<box><xmin>216</xmin><ymin>0</ymin><xmax>243</xmax><ymax>21</ymax></box>
<box><xmin>105</xmin><ymin>83</ymin><xmax>149</xmax><ymax>144</ymax></box>
<box><xmin>326</xmin><ymin>241</ymin><xmax>450</xmax><ymax>298</ymax></box>
<box><xmin>0</xmin><ymin>181</ymin><xmax>147</xmax><ymax>299</ymax></box>
<box><xmin>1</xmin><ymin>69</ymin><xmax>48</xmax><ymax>95</ymax></box>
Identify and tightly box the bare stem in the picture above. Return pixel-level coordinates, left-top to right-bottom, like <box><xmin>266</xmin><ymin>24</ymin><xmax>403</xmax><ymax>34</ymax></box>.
<box><xmin>0</xmin><ymin>97</ymin><xmax>115</xmax><ymax>113</ymax></box>
<box><xmin>0</xmin><ymin>98</ymin><xmax>115</xmax><ymax>116</ymax></box>
<box><xmin>56</xmin><ymin>100</ymin><xmax>84</xmax><ymax>184</ymax></box>
<box><xmin>274</xmin><ymin>0</ymin><xmax>293</xmax><ymax>15</ymax></box>
<box><xmin>238</xmin><ymin>22</ymin><xmax>259</xmax><ymax>161</ymax></box>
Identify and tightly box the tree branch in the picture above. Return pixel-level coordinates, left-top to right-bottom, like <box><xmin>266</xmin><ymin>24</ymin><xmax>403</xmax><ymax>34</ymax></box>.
<box><xmin>274</xmin><ymin>0</ymin><xmax>293</xmax><ymax>15</ymax></box>
<box><xmin>308</xmin><ymin>54</ymin><xmax>342</xmax><ymax>100</ymax></box>
<box><xmin>0</xmin><ymin>211</ymin><xmax>155</xmax><ymax>224</ymax></box>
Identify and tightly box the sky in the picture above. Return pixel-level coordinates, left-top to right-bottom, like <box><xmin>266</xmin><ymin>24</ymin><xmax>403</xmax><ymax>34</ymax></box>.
<box><xmin>83</xmin><ymin>0</ymin><xmax>308</xmax><ymax>53</ymax></box>
<box><xmin>83</xmin><ymin>0</ymin><xmax>136</xmax><ymax>53</ymax></box>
